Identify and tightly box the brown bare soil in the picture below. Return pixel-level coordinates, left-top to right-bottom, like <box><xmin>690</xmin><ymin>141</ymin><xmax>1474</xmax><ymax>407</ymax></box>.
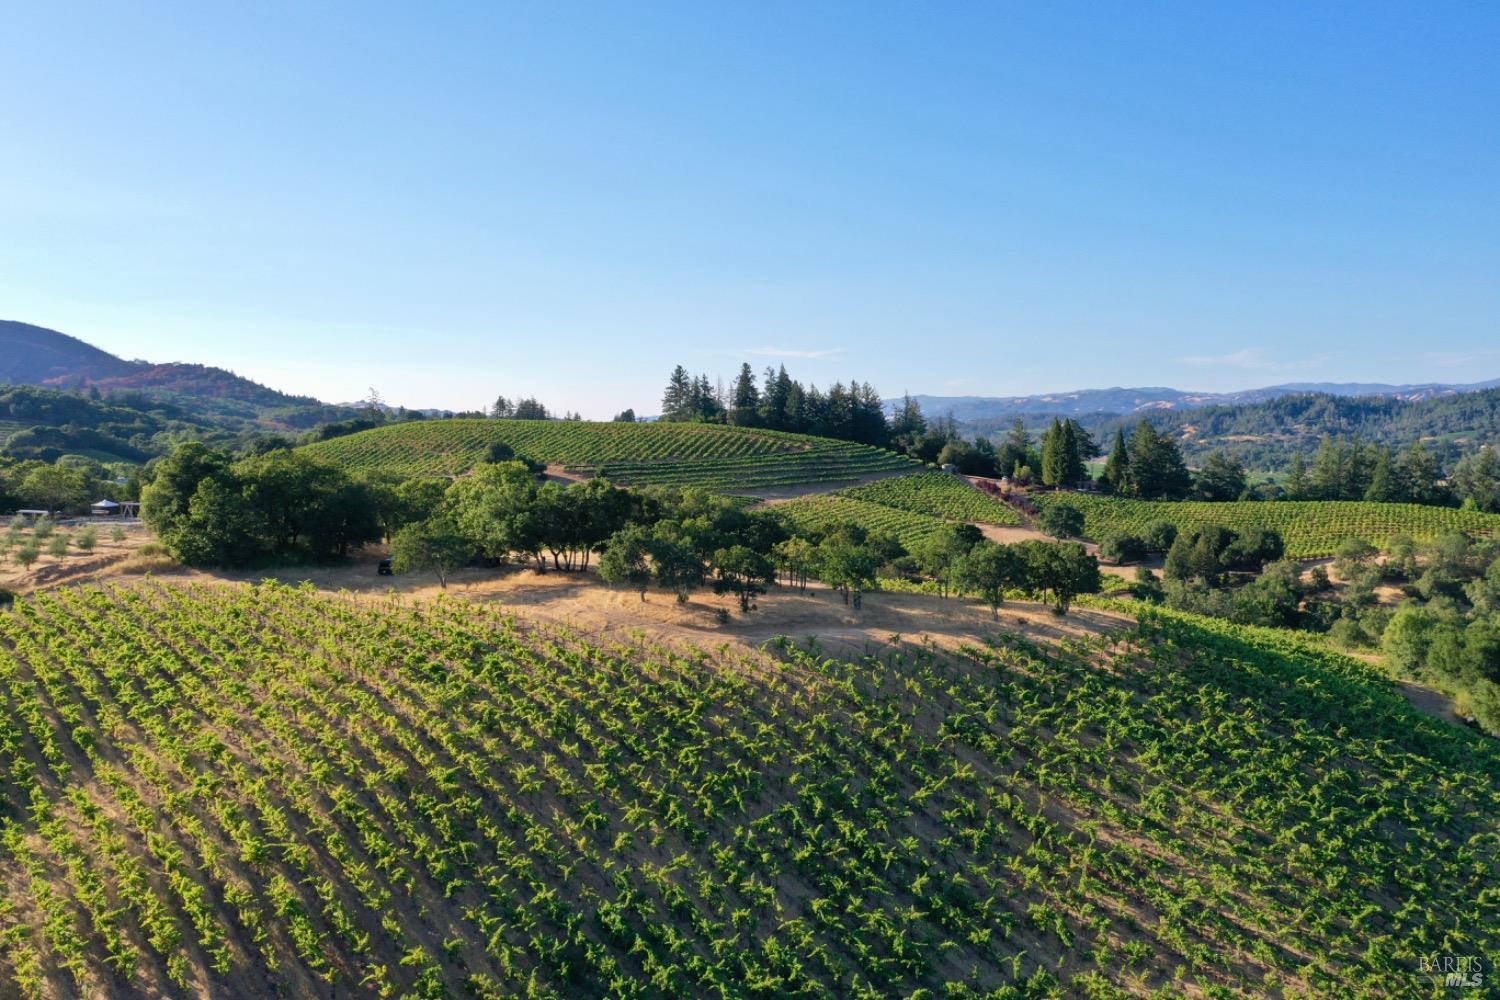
<box><xmin>0</xmin><ymin>519</ymin><xmax>154</xmax><ymax>595</ymax></box>
<box><xmin>976</xmin><ymin>523</ymin><xmax>1165</xmax><ymax>581</ymax></box>
<box><xmin>26</xmin><ymin>526</ymin><xmax>1467</xmax><ymax>732</ymax></box>
<box><xmin>1396</xmin><ymin>680</ymin><xmax>1463</xmax><ymax>726</ymax></box>
<box><xmin>159</xmin><ymin>545</ymin><xmax>1131</xmax><ymax>660</ymax></box>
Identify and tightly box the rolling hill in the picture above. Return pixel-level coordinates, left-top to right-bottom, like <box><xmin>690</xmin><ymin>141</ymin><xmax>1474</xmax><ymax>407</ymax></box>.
<box><xmin>302</xmin><ymin>418</ymin><xmax>918</xmax><ymax>493</ymax></box>
<box><xmin>0</xmin><ymin>580</ymin><xmax>1491</xmax><ymax>997</ymax></box>
<box><xmin>0</xmin><ymin>322</ymin><xmax>371</xmax><ymax>461</ymax></box>
<box><xmin>912</xmin><ymin>377</ymin><xmax>1500</xmax><ymax>424</ymax></box>
<box><xmin>0</xmin><ymin>320</ymin><xmax>349</xmax><ymax>427</ymax></box>
<box><xmin>1100</xmin><ymin>388</ymin><xmax>1500</xmax><ymax>468</ymax></box>
<box><xmin>0</xmin><ymin>320</ymin><xmax>142</xmax><ymax>384</ymax></box>
<box><xmin>919</xmin><ymin>382</ymin><xmax>1500</xmax><ymax>469</ymax></box>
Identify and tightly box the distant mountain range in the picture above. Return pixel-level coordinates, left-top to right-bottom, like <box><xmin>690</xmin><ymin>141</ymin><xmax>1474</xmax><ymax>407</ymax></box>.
<box><xmin>908</xmin><ymin>379</ymin><xmax>1500</xmax><ymax>425</ymax></box>
<box><xmin>5</xmin><ymin>317</ymin><xmax>1499</xmax><ymax>471</ymax></box>
<box><xmin>0</xmin><ymin>319</ymin><xmax>328</xmax><ymax>415</ymax></box>
<box><xmin>0</xmin><ymin>320</ymin><xmax>364</xmax><ymax>463</ymax></box>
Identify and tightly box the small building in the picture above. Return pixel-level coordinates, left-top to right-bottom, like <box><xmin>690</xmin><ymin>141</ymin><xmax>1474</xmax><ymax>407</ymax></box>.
<box><xmin>91</xmin><ymin>499</ymin><xmax>140</xmax><ymax>518</ymax></box>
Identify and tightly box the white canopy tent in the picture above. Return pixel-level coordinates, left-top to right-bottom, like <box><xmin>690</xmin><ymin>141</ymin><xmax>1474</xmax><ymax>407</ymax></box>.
<box><xmin>90</xmin><ymin>499</ymin><xmax>140</xmax><ymax>517</ymax></box>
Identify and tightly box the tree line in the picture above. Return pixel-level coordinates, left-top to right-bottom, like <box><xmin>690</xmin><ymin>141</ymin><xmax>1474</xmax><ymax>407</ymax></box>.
<box><xmin>1276</xmin><ymin>437</ymin><xmax>1499</xmax><ymax>509</ymax></box>
<box><xmin>139</xmin><ymin>442</ymin><xmax>1103</xmax><ymax>613</ymax></box>
<box><xmin>659</xmin><ymin>364</ymin><xmax>889</xmax><ymax>446</ymax></box>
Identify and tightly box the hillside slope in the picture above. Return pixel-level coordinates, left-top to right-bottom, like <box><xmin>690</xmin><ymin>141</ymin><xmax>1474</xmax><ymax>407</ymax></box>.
<box><xmin>1109</xmin><ymin>388</ymin><xmax>1500</xmax><ymax>467</ymax></box>
<box><xmin>302</xmin><ymin>418</ymin><xmax>917</xmax><ymax>492</ymax></box>
<box><xmin>0</xmin><ymin>320</ymin><xmax>142</xmax><ymax>384</ymax></box>
<box><xmin>0</xmin><ymin>581</ymin><xmax>1492</xmax><ymax>997</ymax></box>
<box><xmin>0</xmin><ymin>321</ymin><xmax>341</xmax><ymax>425</ymax></box>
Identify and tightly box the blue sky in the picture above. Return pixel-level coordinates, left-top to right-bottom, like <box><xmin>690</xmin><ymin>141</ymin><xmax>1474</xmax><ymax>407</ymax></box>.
<box><xmin>2</xmin><ymin>2</ymin><xmax>1496</xmax><ymax>416</ymax></box>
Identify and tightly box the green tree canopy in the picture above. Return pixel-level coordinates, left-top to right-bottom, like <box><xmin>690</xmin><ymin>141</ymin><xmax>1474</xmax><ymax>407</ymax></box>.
<box><xmin>391</xmin><ymin>516</ymin><xmax>473</xmax><ymax>588</ymax></box>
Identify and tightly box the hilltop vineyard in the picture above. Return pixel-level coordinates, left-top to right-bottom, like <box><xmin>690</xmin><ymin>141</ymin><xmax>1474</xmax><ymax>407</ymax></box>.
<box><xmin>1035</xmin><ymin>493</ymin><xmax>1500</xmax><ymax>557</ymax></box>
<box><xmin>302</xmin><ymin>419</ymin><xmax>916</xmax><ymax>493</ymax></box>
<box><xmin>0</xmin><ymin>582</ymin><xmax>1493</xmax><ymax>997</ymax></box>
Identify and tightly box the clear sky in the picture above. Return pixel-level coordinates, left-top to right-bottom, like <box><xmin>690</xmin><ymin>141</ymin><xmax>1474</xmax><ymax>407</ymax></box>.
<box><xmin>2</xmin><ymin>2</ymin><xmax>1496</xmax><ymax>416</ymax></box>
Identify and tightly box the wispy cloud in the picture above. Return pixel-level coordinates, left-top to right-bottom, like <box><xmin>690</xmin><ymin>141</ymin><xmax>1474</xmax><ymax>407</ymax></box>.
<box><xmin>1422</xmin><ymin>348</ymin><xmax>1500</xmax><ymax>368</ymax></box>
<box><xmin>1178</xmin><ymin>347</ymin><xmax>1274</xmax><ymax>368</ymax></box>
<box><xmin>1177</xmin><ymin>347</ymin><xmax>1331</xmax><ymax>373</ymax></box>
<box><xmin>746</xmin><ymin>346</ymin><xmax>845</xmax><ymax>360</ymax></box>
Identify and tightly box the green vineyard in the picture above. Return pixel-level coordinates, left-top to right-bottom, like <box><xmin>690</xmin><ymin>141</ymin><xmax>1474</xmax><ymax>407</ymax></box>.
<box><xmin>771</xmin><ymin>494</ymin><xmax>954</xmax><ymax>549</ymax></box>
<box><xmin>835</xmin><ymin>472</ymin><xmax>1023</xmax><ymax>526</ymax></box>
<box><xmin>301</xmin><ymin>419</ymin><xmax>916</xmax><ymax>493</ymax></box>
<box><xmin>0</xmin><ymin>582</ymin><xmax>1492</xmax><ymax>997</ymax></box>
<box><xmin>1034</xmin><ymin>493</ymin><xmax>1500</xmax><ymax>558</ymax></box>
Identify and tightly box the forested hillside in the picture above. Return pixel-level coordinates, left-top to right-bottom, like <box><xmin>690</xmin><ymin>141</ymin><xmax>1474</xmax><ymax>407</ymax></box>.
<box><xmin>0</xmin><ymin>321</ymin><xmax>141</xmax><ymax>384</ymax></box>
<box><xmin>925</xmin><ymin>387</ymin><xmax>1500</xmax><ymax>471</ymax></box>
<box><xmin>1107</xmin><ymin>388</ymin><xmax>1500</xmax><ymax>467</ymax></box>
<box><xmin>0</xmin><ymin>322</ymin><xmax>359</xmax><ymax>446</ymax></box>
<box><xmin>0</xmin><ymin>384</ymin><xmax>355</xmax><ymax>466</ymax></box>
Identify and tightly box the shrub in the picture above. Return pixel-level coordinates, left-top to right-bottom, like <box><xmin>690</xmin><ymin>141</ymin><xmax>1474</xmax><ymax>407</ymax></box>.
<box><xmin>1097</xmin><ymin>534</ymin><xmax>1147</xmax><ymax>565</ymax></box>
<box><xmin>1141</xmin><ymin>520</ymin><xmax>1178</xmax><ymax>553</ymax></box>
<box><xmin>1470</xmin><ymin>679</ymin><xmax>1500</xmax><ymax>738</ymax></box>
<box><xmin>1037</xmin><ymin>503</ymin><xmax>1084</xmax><ymax>540</ymax></box>
<box><xmin>1327</xmin><ymin>616</ymin><xmax>1366</xmax><ymax>649</ymax></box>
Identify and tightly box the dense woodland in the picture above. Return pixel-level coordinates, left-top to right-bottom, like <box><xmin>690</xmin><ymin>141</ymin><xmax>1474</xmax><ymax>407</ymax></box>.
<box><xmin>1083</xmin><ymin>386</ymin><xmax>1500</xmax><ymax>468</ymax></box>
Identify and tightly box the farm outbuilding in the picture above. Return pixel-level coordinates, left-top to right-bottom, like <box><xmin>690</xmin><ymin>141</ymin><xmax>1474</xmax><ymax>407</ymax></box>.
<box><xmin>91</xmin><ymin>499</ymin><xmax>140</xmax><ymax>517</ymax></box>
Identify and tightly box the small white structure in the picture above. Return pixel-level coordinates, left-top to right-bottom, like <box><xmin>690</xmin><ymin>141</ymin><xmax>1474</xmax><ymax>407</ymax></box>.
<box><xmin>940</xmin><ymin>463</ymin><xmax>959</xmax><ymax>475</ymax></box>
<box><xmin>91</xmin><ymin>499</ymin><xmax>140</xmax><ymax>517</ymax></box>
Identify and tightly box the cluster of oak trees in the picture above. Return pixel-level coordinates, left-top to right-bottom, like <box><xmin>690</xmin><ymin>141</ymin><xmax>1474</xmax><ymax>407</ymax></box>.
<box><xmin>138</xmin><ymin>441</ymin><xmax>1103</xmax><ymax>613</ymax></box>
<box><xmin>141</xmin><ymin>443</ymin><xmax>385</xmax><ymax>564</ymax></box>
<box><xmin>1374</xmin><ymin>533</ymin><xmax>1500</xmax><ymax>735</ymax></box>
<box><xmin>398</xmin><ymin>461</ymin><xmax>1101</xmax><ymax>613</ymax></box>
